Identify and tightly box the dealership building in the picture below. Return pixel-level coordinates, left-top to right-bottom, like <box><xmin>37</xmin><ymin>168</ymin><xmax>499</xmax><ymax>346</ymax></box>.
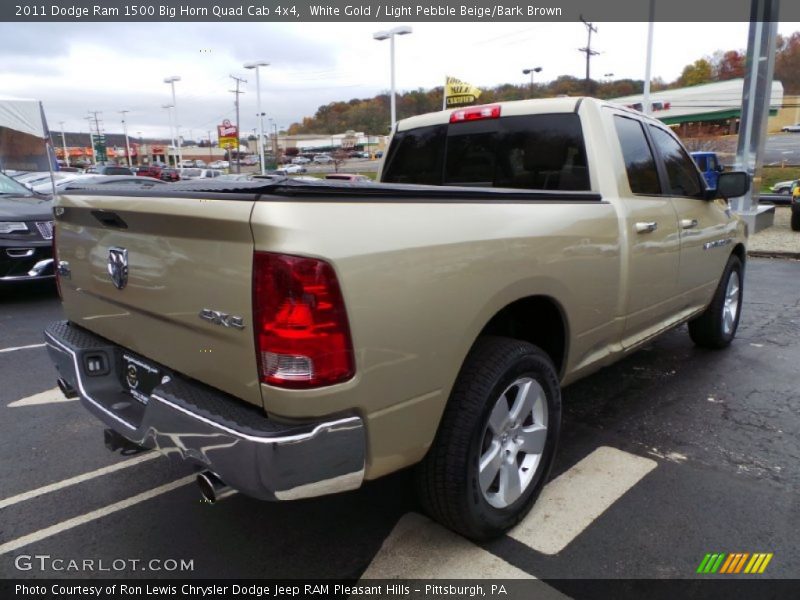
<box><xmin>612</xmin><ymin>78</ymin><xmax>796</xmax><ymax>136</ymax></box>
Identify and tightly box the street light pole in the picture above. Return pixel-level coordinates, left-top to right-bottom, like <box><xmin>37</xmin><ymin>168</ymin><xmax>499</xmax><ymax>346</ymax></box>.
<box><xmin>58</xmin><ymin>121</ymin><xmax>69</xmax><ymax>167</ymax></box>
<box><xmin>373</xmin><ymin>26</ymin><xmax>412</xmax><ymax>131</ymax></box>
<box><xmin>119</xmin><ymin>110</ymin><xmax>132</xmax><ymax>167</ymax></box>
<box><xmin>522</xmin><ymin>67</ymin><xmax>543</xmax><ymax>98</ymax></box>
<box><xmin>164</xmin><ymin>76</ymin><xmax>182</xmax><ymax>166</ymax></box>
<box><xmin>244</xmin><ymin>60</ymin><xmax>270</xmax><ymax>174</ymax></box>
<box><xmin>162</xmin><ymin>104</ymin><xmax>175</xmax><ymax>166</ymax></box>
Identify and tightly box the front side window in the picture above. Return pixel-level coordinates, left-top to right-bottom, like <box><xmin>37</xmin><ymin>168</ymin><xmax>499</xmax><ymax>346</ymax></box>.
<box><xmin>649</xmin><ymin>126</ymin><xmax>705</xmax><ymax>198</ymax></box>
<box><xmin>613</xmin><ymin>116</ymin><xmax>661</xmax><ymax>195</ymax></box>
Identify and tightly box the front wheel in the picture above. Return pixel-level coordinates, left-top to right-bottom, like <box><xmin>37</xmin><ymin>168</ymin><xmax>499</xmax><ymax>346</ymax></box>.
<box><xmin>688</xmin><ymin>254</ymin><xmax>743</xmax><ymax>349</ymax></box>
<box><xmin>416</xmin><ymin>336</ymin><xmax>561</xmax><ymax>541</ymax></box>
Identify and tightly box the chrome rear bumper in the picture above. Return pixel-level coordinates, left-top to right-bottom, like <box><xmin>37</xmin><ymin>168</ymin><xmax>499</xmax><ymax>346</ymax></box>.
<box><xmin>44</xmin><ymin>320</ymin><xmax>365</xmax><ymax>501</ymax></box>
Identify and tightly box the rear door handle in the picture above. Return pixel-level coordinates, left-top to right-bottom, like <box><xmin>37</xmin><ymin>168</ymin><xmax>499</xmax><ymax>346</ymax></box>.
<box><xmin>680</xmin><ymin>218</ymin><xmax>699</xmax><ymax>229</ymax></box>
<box><xmin>635</xmin><ymin>221</ymin><xmax>658</xmax><ymax>234</ymax></box>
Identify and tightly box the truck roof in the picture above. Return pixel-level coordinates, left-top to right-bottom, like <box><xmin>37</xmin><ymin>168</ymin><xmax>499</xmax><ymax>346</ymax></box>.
<box><xmin>397</xmin><ymin>96</ymin><xmax>587</xmax><ymax>131</ymax></box>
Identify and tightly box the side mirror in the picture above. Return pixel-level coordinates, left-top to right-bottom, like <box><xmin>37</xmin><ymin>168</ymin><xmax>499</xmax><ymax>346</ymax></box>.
<box><xmin>716</xmin><ymin>164</ymin><xmax>725</xmax><ymax>172</ymax></box>
<box><xmin>714</xmin><ymin>171</ymin><xmax>750</xmax><ymax>200</ymax></box>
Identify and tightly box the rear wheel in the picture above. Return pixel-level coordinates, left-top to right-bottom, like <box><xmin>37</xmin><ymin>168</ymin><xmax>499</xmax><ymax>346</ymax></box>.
<box><xmin>416</xmin><ymin>336</ymin><xmax>561</xmax><ymax>541</ymax></box>
<box><xmin>688</xmin><ymin>255</ymin><xmax>743</xmax><ymax>349</ymax></box>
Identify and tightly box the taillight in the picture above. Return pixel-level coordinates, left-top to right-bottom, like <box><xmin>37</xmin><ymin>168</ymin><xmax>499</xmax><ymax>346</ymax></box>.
<box><xmin>53</xmin><ymin>223</ymin><xmax>61</xmax><ymax>299</ymax></box>
<box><xmin>450</xmin><ymin>104</ymin><xmax>501</xmax><ymax>123</ymax></box>
<box><xmin>253</xmin><ymin>252</ymin><xmax>355</xmax><ymax>389</ymax></box>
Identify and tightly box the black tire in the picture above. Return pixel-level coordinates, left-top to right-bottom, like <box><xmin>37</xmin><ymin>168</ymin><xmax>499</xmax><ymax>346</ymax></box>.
<box><xmin>688</xmin><ymin>254</ymin><xmax>743</xmax><ymax>349</ymax></box>
<box><xmin>416</xmin><ymin>336</ymin><xmax>561</xmax><ymax>541</ymax></box>
<box><xmin>791</xmin><ymin>206</ymin><xmax>800</xmax><ymax>232</ymax></box>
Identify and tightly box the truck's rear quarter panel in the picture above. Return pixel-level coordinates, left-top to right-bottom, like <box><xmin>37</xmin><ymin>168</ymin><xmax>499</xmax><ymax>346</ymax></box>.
<box><xmin>251</xmin><ymin>198</ymin><xmax>622</xmax><ymax>478</ymax></box>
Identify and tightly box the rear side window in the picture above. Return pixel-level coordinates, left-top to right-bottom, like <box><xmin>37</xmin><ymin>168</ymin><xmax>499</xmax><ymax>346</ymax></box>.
<box><xmin>382</xmin><ymin>113</ymin><xmax>590</xmax><ymax>191</ymax></box>
<box><xmin>648</xmin><ymin>126</ymin><xmax>705</xmax><ymax>198</ymax></box>
<box><xmin>613</xmin><ymin>116</ymin><xmax>661</xmax><ymax>195</ymax></box>
<box><xmin>694</xmin><ymin>155</ymin><xmax>708</xmax><ymax>171</ymax></box>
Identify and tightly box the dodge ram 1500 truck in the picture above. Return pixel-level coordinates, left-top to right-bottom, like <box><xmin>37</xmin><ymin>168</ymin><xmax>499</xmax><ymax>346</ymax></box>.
<box><xmin>45</xmin><ymin>97</ymin><xmax>749</xmax><ymax>540</ymax></box>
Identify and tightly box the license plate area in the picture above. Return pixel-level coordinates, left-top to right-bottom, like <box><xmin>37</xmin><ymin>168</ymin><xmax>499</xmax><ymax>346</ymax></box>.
<box><xmin>120</xmin><ymin>352</ymin><xmax>162</xmax><ymax>405</ymax></box>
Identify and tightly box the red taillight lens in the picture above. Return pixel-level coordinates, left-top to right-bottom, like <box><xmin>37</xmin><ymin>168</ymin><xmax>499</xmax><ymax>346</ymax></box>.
<box><xmin>450</xmin><ymin>104</ymin><xmax>501</xmax><ymax>123</ymax></box>
<box><xmin>253</xmin><ymin>252</ymin><xmax>355</xmax><ymax>389</ymax></box>
<box><xmin>53</xmin><ymin>223</ymin><xmax>61</xmax><ymax>299</ymax></box>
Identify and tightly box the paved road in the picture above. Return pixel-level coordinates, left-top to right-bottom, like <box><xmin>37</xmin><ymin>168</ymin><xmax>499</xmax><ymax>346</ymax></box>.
<box><xmin>1</xmin><ymin>259</ymin><xmax>799</xmax><ymax>588</ymax></box>
<box><xmin>704</xmin><ymin>133</ymin><xmax>800</xmax><ymax>166</ymax></box>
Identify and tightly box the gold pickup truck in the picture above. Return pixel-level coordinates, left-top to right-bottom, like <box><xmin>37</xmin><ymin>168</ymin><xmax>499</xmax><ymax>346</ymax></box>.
<box><xmin>45</xmin><ymin>98</ymin><xmax>749</xmax><ymax>540</ymax></box>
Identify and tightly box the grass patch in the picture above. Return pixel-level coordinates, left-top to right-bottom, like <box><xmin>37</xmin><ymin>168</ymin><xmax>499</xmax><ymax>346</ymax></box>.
<box><xmin>761</xmin><ymin>166</ymin><xmax>800</xmax><ymax>192</ymax></box>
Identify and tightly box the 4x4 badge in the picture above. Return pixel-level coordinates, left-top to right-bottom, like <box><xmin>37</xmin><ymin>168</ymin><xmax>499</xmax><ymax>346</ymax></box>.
<box><xmin>107</xmin><ymin>247</ymin><xmax>128</xmax><ymax>290</ymax></box>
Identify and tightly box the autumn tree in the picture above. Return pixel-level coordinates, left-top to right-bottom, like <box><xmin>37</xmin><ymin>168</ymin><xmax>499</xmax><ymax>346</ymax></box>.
<box><xmin>678</xmin><ymin>59</ymin><xmax>713</xmax><ymax>87</ymax></box>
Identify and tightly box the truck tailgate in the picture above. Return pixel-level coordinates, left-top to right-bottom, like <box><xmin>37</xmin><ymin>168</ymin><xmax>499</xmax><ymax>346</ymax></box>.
<box><xmin>55</xmin><ymin>193</ymin><xmax>262</xmax><ymax>407</ymax></box>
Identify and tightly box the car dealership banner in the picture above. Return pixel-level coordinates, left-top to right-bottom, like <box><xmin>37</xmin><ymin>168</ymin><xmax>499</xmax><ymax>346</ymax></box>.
<box><xmin>3</xmin><ymin>0</ymin><xmax>799</xmax><ymax>22</ymax></box>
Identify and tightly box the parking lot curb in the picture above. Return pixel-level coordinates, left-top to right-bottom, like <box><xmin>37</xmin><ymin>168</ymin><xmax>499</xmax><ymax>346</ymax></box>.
<box><xmin>748</xmin><ymin>250</ymin><xmax>800</xmax><ymax>260</ymax></box>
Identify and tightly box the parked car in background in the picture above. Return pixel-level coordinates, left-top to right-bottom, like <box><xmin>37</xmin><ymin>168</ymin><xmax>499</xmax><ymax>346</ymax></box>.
<box><xmin>159</xmin><ymin>168</ymin><xmax>181</xmax><ymax>182</ymax></box>
<box><xmin>690</xmin><ymin>152</ymin><xmax>724</xmax><ymax>189</ymax></box>
<box><xmin>275</xmin><ymin>164</ymin><xmax>306</xmax><ymax>174</ymax></box>
<box><xmin>770</xmin><ymin>179</ymin><xmax>797</xmax><ymax>194</ymax></box>
<box><xmin>325</xmin><ymin>173</ymin><xmax>370</xmax><ymax>182</ymax></box>
<box><xmin>0</xmin><ymin>171</ymin><xmax>54</xmax><ymax>282</ymax></box>
<box><xmin>780</xmin><ymin>123</ymin><xmax>800</xmax><ymax>133</ymax></box>
<box><xmin>62</xmin><ymin>175</ymin><xmax>165</xmax><ymax>190</ymax></box>
<box><xmin>12</xmin><ymin>171</ymin><xmax>90</xmax><ymax>193</ymax></box>
<box><xmin>313</xmin><ymin>154</ymin><xmax>334</xmax><ymax>164</ymax></box>
<box><xmin>291</xmin><ymin>156</ymin><xmax>311</xmax><ymax>165</ymax></box>
<box><xmin>179</xmin><ymin>168</ymin><xmax>223</xmax><ymax>180</ymax></box>
<box><xmin>208</xmin><ymin>160</ymin><xmax>230</xmax><ymax>169</ymax></box>
<box><xmin>86</xmin><ymin>165</ymin><xmax>134</xmax><ymax>176</ymax></box>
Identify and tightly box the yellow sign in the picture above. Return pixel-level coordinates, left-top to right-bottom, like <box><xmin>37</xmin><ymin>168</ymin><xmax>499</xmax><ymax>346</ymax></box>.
<box><xmin>445</xmin><ymin>76</ymin><xmax>482</xmax><ymax>108</ymax></box>
<box><xmin>219</xmin><ymin>137</ymin><xmax>238</xmax><ymax>149</ymax></box>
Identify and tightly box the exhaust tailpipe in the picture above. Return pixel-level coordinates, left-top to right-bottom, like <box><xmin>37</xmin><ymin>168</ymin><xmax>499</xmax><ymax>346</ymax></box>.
<box><xmin>57</xmin><ymin>378</ymin><xmax>78</xmax><ymax>399</ymax></box>
<box><xmin>197</xmin><ymin>471</ymin><xmax>231</xmax><ymax>504</ymax></box>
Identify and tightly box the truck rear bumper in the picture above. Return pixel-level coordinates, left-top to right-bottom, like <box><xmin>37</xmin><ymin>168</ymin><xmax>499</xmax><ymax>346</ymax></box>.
<box><xmin>44</xmin><ymin>320</ymin><xmax>366</xmax><ymax>501</ymax></box>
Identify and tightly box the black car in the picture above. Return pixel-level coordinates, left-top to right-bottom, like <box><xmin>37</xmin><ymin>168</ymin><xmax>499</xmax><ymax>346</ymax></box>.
<box><xmin>0</xmin><ymin>172</ymin><xmax>54</xmax><ymax>282</ymax></box>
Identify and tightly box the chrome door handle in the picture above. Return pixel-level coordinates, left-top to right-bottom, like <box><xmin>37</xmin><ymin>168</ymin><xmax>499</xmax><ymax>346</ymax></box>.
<box><xmin>635</xmin><ymin>222</ymin><xmax>658</xmax><ymax>234</ymax></box>
<box><xmin>680</xmin><ymin>219</ymin><xmax>699</xmax><ymax>229</ymax></box>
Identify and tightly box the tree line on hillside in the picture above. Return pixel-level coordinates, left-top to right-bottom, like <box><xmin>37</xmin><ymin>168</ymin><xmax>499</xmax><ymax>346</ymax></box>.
<box><xmin>288</xmin><ymin>31</ymin><xmax>800</xmax><ymax>136</ymax></box>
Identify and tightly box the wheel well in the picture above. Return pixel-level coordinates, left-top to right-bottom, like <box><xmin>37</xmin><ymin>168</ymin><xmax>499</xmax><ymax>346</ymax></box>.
<box><xmin>479</xmin><ymin>296</ymin><xmax>567</xmax><ymax>375</ymax></box>
<box><xmin>732</xmin><ymin>243</ymin><xmax>746</xmax><ymax>266</ymax></box>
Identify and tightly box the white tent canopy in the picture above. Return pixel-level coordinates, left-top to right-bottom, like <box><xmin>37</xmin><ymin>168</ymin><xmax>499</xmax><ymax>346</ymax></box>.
<box><xmin>0</xmin><ymin>95</ymin><xmax>53</xmax><ymax>172</ymax></box>
<box><xmin>0</xmin><ymin>95</ymin><xmax>48</xmax><ymax>139</ymax></box>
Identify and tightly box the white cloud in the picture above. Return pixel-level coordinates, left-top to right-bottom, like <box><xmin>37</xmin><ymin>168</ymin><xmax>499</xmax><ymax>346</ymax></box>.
<box><xmin>0</xmin><ymin>21</ymin><xmax>797</xmax><ymax>138</ymax></box>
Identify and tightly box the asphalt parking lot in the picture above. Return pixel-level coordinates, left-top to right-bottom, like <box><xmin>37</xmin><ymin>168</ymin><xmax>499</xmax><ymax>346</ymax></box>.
<box><xmin>1</xmin><ymin>258</ymin><xmax>799</xmax><ymax>588</ymax></box>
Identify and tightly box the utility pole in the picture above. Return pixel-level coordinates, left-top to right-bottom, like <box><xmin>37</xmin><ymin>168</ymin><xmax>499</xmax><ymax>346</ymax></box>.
<box><xmin>88</xmin><ymin>111</ymin><xmax>104</xmax><ymax>164</ymax></box>
<box><xmin>207</xmin><ymin>130</ymin><xmax>212</xmax><ymax>163</ymax></box>
<box><xmin>229</xmin><ymin>74</ymin><xmax>247</xmax><ymax>173</ymax></box>
<box><xmin>119</xmin><ymin>110</ymin><xmax>132</xmax><ymax>167</ymax></box>
<box><xmin>85</xmin><ymin>115</ymin><xmax>96</xmax><ymax>165</ymax></box>
<box><xmin>58</xmin><ymin>121</ymin><xmax>69</xmax><ymax>167</ymax></box>
<box><xmin>578</xmin><ymin>16</ymin><xmax>599</xmax><ymax>95</ymax></box>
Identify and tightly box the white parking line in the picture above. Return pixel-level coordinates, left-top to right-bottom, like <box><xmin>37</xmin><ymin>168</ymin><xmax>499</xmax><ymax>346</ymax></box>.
<box><xmin>361</xmin><ymin>513</ymin><xmax>534</xmax><ymax>579</ymax></box>
<box><xmin>0</xmin><ymin>343</ymin><xmax>46</xmax><ymax>354</ymax></box>
<box><xmin>0</xmin><ymin>452</ymin><xmax>160</xmax><ymax>510</ymax></box>
<box><xmin>7</xmin><ymin>387</ymin><xmax>77</xmax><ymax>407</ymax></box>
<box><xmin>509</xmin><ymin>446</ymin><xmax>657</xmax><ymax>555</ymax></box>
<box><xmin>0</xmin><ymin>476</ymin><xmax>195</xmax><ymax>556</ymax></box>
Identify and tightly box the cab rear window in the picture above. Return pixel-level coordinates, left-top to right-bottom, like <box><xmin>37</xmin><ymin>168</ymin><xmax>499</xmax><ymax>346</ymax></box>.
<box><xmin>382</xmin><ymin>113</ymin><xmax>590</xmax><ymax>191</ymax></box>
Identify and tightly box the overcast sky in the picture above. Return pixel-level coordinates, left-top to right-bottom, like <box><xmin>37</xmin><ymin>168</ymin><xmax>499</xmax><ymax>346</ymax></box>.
<box><xmin>1</xmin><ymin>21</ymin><xmax>798</xmax><ymax>140</ymax></box>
